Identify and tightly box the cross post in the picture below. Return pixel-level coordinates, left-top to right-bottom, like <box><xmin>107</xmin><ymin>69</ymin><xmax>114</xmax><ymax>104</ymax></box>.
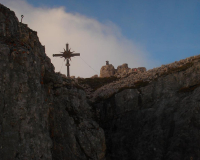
<box><xmin>53</xmin><ymin>43</ymin><xmax>80</xmax><ymax>77</ymax></box>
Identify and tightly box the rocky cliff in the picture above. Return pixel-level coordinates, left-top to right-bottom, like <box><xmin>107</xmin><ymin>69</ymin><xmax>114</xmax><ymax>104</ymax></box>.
<box><xmin>0</xmin><ymin>4</ymin><xmax>105</xmax><ymax>160</ymax></box>
<box><xmin>92</xmin><ymin>56</ymin><xmax>200</xmax><ymax>159</ymax></box>
<box><xmin>1</xmin><ymin>4</ymin><xmax>200</xmax><ymax>160</ymax></box>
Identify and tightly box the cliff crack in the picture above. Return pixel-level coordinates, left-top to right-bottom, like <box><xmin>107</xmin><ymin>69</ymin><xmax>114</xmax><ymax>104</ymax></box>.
<box><xmin>137</xmin><ymin>89</ymin><xmax>142</xmax><ymax>108</ymax></box>
<box><xmin>75</xmin><ymin>136</ymin><xmax>93</xmax><ymax>159</ymax></box>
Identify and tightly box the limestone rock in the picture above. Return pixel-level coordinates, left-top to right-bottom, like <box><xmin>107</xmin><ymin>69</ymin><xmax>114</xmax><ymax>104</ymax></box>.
<box><xmin>2</xmin><ymin>3</ymin><xmax>200</xmax><ymax>160</ymax></box>
<box><xmin>91</xmin><ymin>74</ymin><xmax>98</xmax><ymax>78</ymax></box>
<box><xmin>0</xmin><ymin>4</ymin><xmax>106</xmax><ymax>160</ymax></box>
<box><xmin>100</xmin><ymin>62</ymin><xmax>147</xmax><ymax>78</ymax></box>
<box><xmin>93</xmin><ymin>57</ymin><xmax>200</xmax><ymax>160</ymax></box>
<box><xmin>137</xmin><ymin>67</ymin><xmax>146</xmax><ymax>72</ymax></box>
<box><xmin>50</xmin><ymin>89</ymin><xmax>106</xmax><ymax>160</ymax></box>
<box><xmin>116</xmin><ymin>63</ymin><xmax>129</xmax><ymax>74</ymax></box>
<box><xmin>100</xmin><ymin>64</ymin><xmax>115</xmax><ymax>77</ymax></box>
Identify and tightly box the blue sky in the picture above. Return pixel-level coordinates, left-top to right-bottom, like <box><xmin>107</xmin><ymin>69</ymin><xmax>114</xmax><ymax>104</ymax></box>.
<box><xmin>2</xmin><ymin>0</ymin><xmax>200</xmax><ymax>77</ymax></box>
<box><xmin>26</xmin><ymin>0</ymin><xmax>200</xmax><ymax>63</ymax></box>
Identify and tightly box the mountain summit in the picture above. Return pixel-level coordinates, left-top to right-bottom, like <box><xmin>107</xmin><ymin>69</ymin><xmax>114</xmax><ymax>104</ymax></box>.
<box><xmin>1</xmin><ymin>4</ymin><xmax>200</xmax><ymax>160</ymax></box>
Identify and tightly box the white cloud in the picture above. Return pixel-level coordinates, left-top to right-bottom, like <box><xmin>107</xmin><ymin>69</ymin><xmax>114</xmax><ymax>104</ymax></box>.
<box><xmin>1</xmin><ymin>0</ymin><xmax>159</xmax><ymax>78</ymax></box>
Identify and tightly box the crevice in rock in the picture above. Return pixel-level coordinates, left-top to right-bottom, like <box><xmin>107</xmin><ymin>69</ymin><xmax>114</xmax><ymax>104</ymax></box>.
<box><xmin>15</xmin><ymin>152</ymin><xmax>19</xmax><ymax>159</ymax></box>
<box><xmin>137</xmin><ymin>89</ymin><xmax>143</xmax><ymax>108</ymax></box>
<box><xmin>75</xmin><ymin>136</ymin><xmax>92</xmax><ymax>159</ymax></box>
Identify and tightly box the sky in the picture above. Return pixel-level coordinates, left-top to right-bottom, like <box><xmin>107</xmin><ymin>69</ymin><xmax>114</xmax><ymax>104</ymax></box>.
<box><xmin>1</xmin><ymin>0</ymin><xmax>200</xmax><ymax>78</ymax></box>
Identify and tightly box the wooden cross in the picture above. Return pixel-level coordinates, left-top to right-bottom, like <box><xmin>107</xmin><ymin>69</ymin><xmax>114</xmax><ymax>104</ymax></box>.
<box><xmin>53</xmin><ymin>43</ymin><xmax>80</xmax><ymax>77</ymax></box>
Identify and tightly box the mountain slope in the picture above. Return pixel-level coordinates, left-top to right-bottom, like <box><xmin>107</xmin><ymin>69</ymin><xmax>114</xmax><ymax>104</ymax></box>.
<box><xmin>0</xmin><ymin>4</ymin><xmax>105</xmax><ymax>160</ymax></box>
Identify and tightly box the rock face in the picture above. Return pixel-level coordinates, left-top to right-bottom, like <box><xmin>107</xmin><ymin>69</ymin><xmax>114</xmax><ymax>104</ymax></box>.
<box><xmin>100</xmin><ymin>64</ymin><xmax>115</xmax><ymax>77</ymax></box>
<box><xmin>116</xmin><ymin>63</ymin><xmax>129</xmax><ymax>75</ymax></box>
<box><xmin>100</xmin><ymin>62</ymin><xmax>146</xmax><ymax>78</ymax></box>
<box><xmin>0</xmin><ymin>4</ymin><xmax>105</xmax><ymax>160</ymax></box>
<box><xmin>0</xmin><ymin>4</ymin><xmax>53</xmax><ymax>159</ymax></box>
<box><xmin>1</xmin><ymin>3</ymin><xmax>200</xmax><ymax>160</ymax></box>
<box><xmin>49</xmin><ymin>88</ymin><xmax>106</xmax><ymax>160</ymax></box>
<box><xmin>93</xmin><ymin>58</ymin><xmax>200</xmax><ymax>159</ymax></box>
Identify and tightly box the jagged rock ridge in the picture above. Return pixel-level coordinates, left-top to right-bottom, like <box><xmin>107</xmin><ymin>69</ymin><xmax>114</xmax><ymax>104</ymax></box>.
<box><xmin>100</xmin><ymin>62</ymin><xmax>146</xmax><ymax>78</ymax></box>
<box><xmin>92</xmin><ymin>55</ymin><xmax>200</xmax><ymax>102</ymax></box>
<box><xmin>0</xmin><ymin>4</ymin><xmax>105</xmax><ymax>160</ymax></box>
<box><xmin>92</xmin><ymin>54</ymin><xmax>200</xmax><ymax>159</ymax></box>
<box><xmin>1</xmin><ymin>3</ymin><xmax>200</xmax><ymax>160</ymax></box>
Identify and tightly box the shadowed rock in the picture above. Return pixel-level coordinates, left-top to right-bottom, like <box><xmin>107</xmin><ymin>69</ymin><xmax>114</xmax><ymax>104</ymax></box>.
<box><xmin>1</xmin><ymin>3</ymin><xmax>200</xmax><ymax>160</ymax></box>
<box><xmin>0</xmin><ymin>4</ymin><xmax>105</xmax><ymax>160</ymax></box>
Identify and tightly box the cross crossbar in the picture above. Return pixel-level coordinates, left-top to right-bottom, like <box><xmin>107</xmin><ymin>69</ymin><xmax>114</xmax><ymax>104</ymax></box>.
<box><xmin>71</xmin><ymin>53</ymin><xmax>80</xmax><ymax>57</ymax></box>
<box><xmin>52</xmin><ymin>43</ymin><xmax>80</xmax><ymax>77</ymax></box>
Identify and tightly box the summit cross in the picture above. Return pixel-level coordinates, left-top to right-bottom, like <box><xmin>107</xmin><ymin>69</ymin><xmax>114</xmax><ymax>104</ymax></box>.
<box><xmin>53</xmin><ymin>43</ymin><xmax>80</xmax><ymax>77</ymax></box>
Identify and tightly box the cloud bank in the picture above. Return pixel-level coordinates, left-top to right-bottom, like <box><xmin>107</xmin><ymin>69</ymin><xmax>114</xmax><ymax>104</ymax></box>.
<box><xmin>2</xmin><ymin>0</ymin><xmax>158</xmax><ymax>78</ymax></box>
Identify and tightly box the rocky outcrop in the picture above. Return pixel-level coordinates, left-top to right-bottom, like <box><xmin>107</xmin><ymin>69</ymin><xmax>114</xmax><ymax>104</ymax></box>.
<box><xmin>1</xmin><ymin>3</ymin><xmax>200</xmax><ymax>160</ymax></box>
<box><xmin>91</xmin><ymin>74</ymin><xmax>98</xmax><ymax>78</ymax></box>
<box><xmin>100</xmin><ymin>62</ymin><xmax>146</xmax><ymax>78</ymax></box>
<box><xmin>91</xmin><ymin>55</ymin><xmax>200</xmax><ymax>102</ymax></box>
<box><xmin>116</xmin><ymin>63</ymin><xmax>129</xmax><ymax>75</ymax></box>
<box><xmin>0</xmin><ymin>4</ymin><xmax>105</xmax><ymax>160</ymax></box>
<box><xmin>49</xmin><ymin>86</ymin><xmax>106</xmax><ymax>160</ymax></box>
<box><xmin>100</xmin><ymin>64</ymin><xmax>115</xmax><ymax>77</ymax></box>
<box><xmin>92</xmin><ymin>56</ymin><xmax>200</xmax><ymax>159</ymax></box>
<box><xmin>0</xmin><ymin>4</ymin><xmax>53</xmax><ymax>159</ymax></box>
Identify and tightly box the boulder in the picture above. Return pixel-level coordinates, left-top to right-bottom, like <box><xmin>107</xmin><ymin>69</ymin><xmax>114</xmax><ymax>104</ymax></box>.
<box><xmin>116</xmin><ymin>63</ymin><xmax>129</xmax><ymax>75</ymax></box>
<box><xmin>100</xmin><ymin>64</ymin><xmax>115</xmax><ymax>77</ymax></box>
<box><xmin>91</xmin><ymin>74</ymin><xmax>98</xmax><ymax>78</ymax></box>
